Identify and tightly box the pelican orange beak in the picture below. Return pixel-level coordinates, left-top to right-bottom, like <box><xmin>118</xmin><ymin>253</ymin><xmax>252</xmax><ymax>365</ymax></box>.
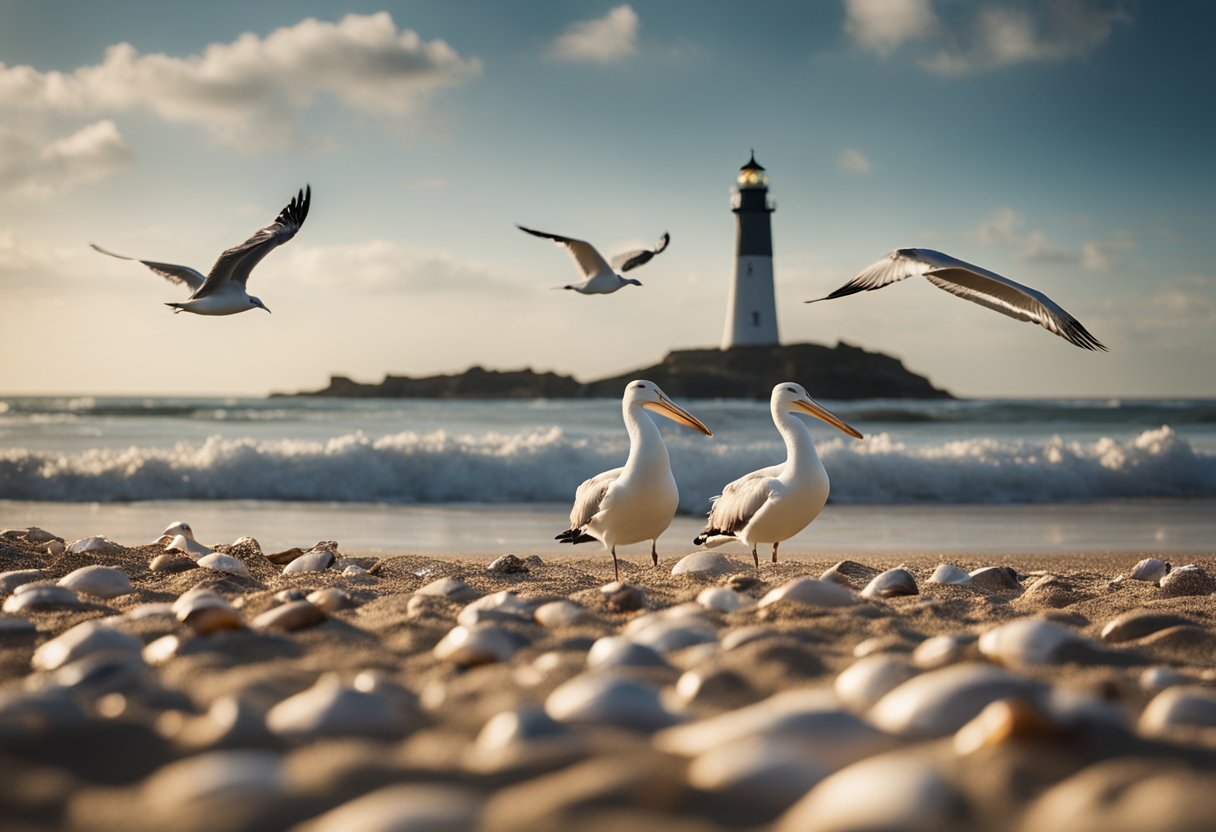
<box><xmin>794</xmin><ymin>397</ymin><xmax>863</xmax><ymax>439</ymax></box>
<box><xmin>644</xmin><ymin>395</ymin><xmax>713</xmax><ymax>436</ymax></box>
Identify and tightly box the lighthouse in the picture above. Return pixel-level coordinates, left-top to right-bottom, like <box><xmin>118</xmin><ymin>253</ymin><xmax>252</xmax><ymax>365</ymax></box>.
<box><xmin>722</xmin><ymin>152</ymin><xmax>779</xmax><ymax>349</ymax></box>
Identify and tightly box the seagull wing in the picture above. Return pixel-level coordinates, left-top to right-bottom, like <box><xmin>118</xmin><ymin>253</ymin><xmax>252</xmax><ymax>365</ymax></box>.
<box><xmin>192</xmin><ymin>186</ymin><xmax>311</xmax><ymax>299</ymax></box>
<box><xmin>518</xmin><ymin>225</ymin><xmax>611</xmax><ymax>279</ymax></box>
<box><xmin>612</xmin><ymin>232</ymin><xmax>671</xmax><ymax>273</ymax></box>
<box><xmin>809</xmin><ymin>248</ymin><xmax>1107</xmax><ymax>351</ymax></box>
<box><xmin>569</xmin><ymin>467</ymin><xmax>623</xmax><ymax>530</ymax></box>
<box><xmin>701</xmin><ymin>465</ymin><xmax>783</xmax><ymax>537</ymax></box>
<box><xmin>90</xmin><ymin>244</ymin><xmax>205</xmax><ymax>292</ymax></box>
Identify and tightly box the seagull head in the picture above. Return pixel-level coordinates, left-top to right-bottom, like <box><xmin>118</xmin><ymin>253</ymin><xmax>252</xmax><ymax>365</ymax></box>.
<box><xmin>249</xmin><ymin>296</ymin><xmax>271</xmax><ymax>314</ymax></box>
<box><xmin>625</xmin><ymin>380</ymin><xmax>712</xmax><ymax>436</ymax></box>
<box><xmin>772</xmin><ymin>382</ymin><xmax>863</xmax><ymax>439</ymax></box>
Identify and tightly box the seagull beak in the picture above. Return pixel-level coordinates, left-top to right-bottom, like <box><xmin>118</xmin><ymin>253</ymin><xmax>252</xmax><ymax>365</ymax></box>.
<box><xmin>260</xmin><ymin>304</ymin><xmax>272</xmax><ymax>314</ymax></box>
<box><xmin>794</xmin><ymin>397</ymin><xmax>863</xmax><ymax>439</ymax></box>
<box><xmin>644</xmin><ymin>396</ymin><xmax>713</xmax><ymax>436</ymax></box>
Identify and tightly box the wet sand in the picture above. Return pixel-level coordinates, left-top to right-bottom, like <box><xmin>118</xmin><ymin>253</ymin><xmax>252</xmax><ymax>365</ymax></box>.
<box><xmin>3</xmin><ymin>525</ymin><xmax>1216</xmax><ymax>831</ymax></box>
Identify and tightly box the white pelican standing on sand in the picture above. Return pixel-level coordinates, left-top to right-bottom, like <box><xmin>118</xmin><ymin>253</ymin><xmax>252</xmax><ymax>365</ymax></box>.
<box><xmin>91</xmin><ymin>186</ymin><xmax>311</xmax><ymax>316</ymax></box>
<box><xmin>517</xmin><ymin>225</ymin><xmax>668</xmax><ymax>294</ymax></box>
<box><xmin>808</xmin><ymin>248</ymin><xmax>1107</xmax><ymax>351</ymax></box>
<box><xmin>695</xmin><ymin>383</ymin><xmax>863</xmax><ymax>568</ymax></box>
<box><xmin>556</xmin><ymin>381</ymin><xmax>712</xmax><ymax>578</ymax></box>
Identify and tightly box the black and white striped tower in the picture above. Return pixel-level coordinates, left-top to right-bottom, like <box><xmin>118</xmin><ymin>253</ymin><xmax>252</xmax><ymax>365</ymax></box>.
<box><xmin>722</xmin><ymin>151</ymin><xmax>779</xmax><ymax>348</ymax></box>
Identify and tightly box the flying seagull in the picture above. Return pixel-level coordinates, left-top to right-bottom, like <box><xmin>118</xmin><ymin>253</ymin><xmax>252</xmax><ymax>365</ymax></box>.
<box><xmin>92</xmin><ymin>186</ymin><xmax>311</xmax><ymax>316</ymax></box>
<box><xmin>556</xmin><ymin>380</ymin><xmax>712</xmax><ymax>579</ymax></box>
<box><xmin>695</xmin><ymin>383</ymin><xmax>862</xmax><ymax>568</ymax></box>
<box><xmin>808</xmin><ymin>248</ymin><xmax>1107</xmax><ymax>351</ymax></box>
<box><xmin>517</xmin><ymin>224</ymin><xmax>668</xmax><ymax>294</ymax></box>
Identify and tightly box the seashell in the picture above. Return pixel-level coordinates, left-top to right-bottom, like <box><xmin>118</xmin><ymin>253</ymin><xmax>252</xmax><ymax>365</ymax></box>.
<box><xmin>143</xmin><ymin>634</ymin><xmax>182</xmax><ymax>665</ymax></box>
<box><xmin>721</xmin><ymin>625</ymin><xmax>783</xmax><ymax>651</ymax></box>
<box><xmin>139</xmin><ymin>749</ymin><xmax>285</xmax><ymax>812</ymax></box>
<box><xmin>545</xmin><ymin>673</ymin><xmax>678</xmax><ymax>732</ymax></box>
<box><xmin>416</xmin><ymin>577</ymin><xmax>480</xmax><ymax>603</ymax></box>
<box><xmin>586</xmin><ymin>635</ymin><xmax>669</xmax><ymax>670</ymax></box>
<box><xmin>0</xmin><ymin>689</ymin><xmax>85</xmax><ymax>741</ymax></box>
<box><xmin>196</xmin><ymin>552</ymin><xmax>249</xmax><ymax>576</ymax></box>
<box><xmin>124</xmin><ymin>602</ymin><xmax>175</xmax><ymax>620</ymax></box>
<box><xmin>624</xmin><ymin>613</ymin><xmax>717</xmax><ymax>654</ymax></box>
<box><xmin>686</xmin><ymin>736</ymin><xmax>827</xmax><ymax>815</ymax></box>
<box><xmin>835</xmin><ymin>654</ymin><xmax>919</xmax><ymax>712</ymax></box>
<box><xmin>57</xmin><ymin>565</ymin><xmax>132</xmax><ymax>599</ymax></box>
<box><xmin>774</xmin><ymin>752</ymin><xmax>965</xmax><ymax>832</ymax></box>
<box><xmin>1158</xmin><ymin>563</ymin><xmax>1216</xmax><ymax>597</ymax></box>
<box><xmin>46</xmin><ymin>540</ymin><xmax>65</xmax><ymax>556</ymax></box>
<box><xmin>1139</xmin><ymin>685</ymin><xmax>1216</xmax><ymax>735</ymax></box>
<box><xmin>861</xmin><ymin>568</ymin><xmax>919</xmax><ymax>599</ymax></box>
<box><xmin>0</xmin><ymin>569</ymin><xmax>43</xmax><ymax>595</ymax></box>
<box><xmin>870</xmin><ymin>662</ymin><xmax>1042</xmax><ymax>738</ymax></box>
<box><xmin>911</xmin><ymin>633</ymin><xmax>978</xmax><ymax>668</ymax></box>
<box><xmin>266</xmin><ymin>675</ymin><xmax>412</xmax><ymax>740</ymax></box>
<box><xmin>487</xmin><ymin>554</ymin><xmax>528</xmax><ymax>574</ymax></box>
<box><xmin>296</xmin><ymin>784</ymin><xmax>481</xmax><ymax>832</ymax></box>
<box><xmin>725</xmin><ymin>573</ymin><xmax>762</xmax><ymax>591</ymax></box>
<box><xmin>953</xmin><ymin>697</ymin><xmax>1058</xmax><ymax>755</ymax></box>
<box><xmin>1139</xmin><ymin>666</ymin><xmax>1193</xmax><ymax>693</ymax></box>
<box><xmin>252</xmin><ymin>600</ymin><xmax>326</xmax><ymax>632</ymax></box>
<box><xmin>928</xmin><ymin>564</ymin><xmax>972</xmax><ymax>585</ymax></box>
<box><xmin>600</xmin><ymin>581</ymin><xmax>645</xmax><ymax>612</ymax></box>
<box><xmin>674</xmin><ymin>667</ymin><xmax>754</xmax><ymax>708</ymax></box>
<box><xmin>697</xmin><ymin>586</ymin><xmax>744</xmax><ymax>613</ymax></box>
<box><xmin>1129</xmin><ymin>557</ymin><xmax>1170</xmax><ymax>583</ymax></box>
<box><xmin>1100</xmin><ymin>611</ymin><xmax>1195</xmax><ymax>643</ymax></box>
<box><xmin>18</xmin><ymin>527</ymin><xmax>61</xmax><ymax>544</ymax></box>
<box><xmin>759</xmin><ymin>578</ymin><xmax>855</xmax><ymax>609</ymax></box>
<box><xmin>433</xmin><ymin>624</ymin><xmax>520</xmax><ymax>667</ymax></box>
<box><xmin>342</xmin><ymin>565</ymin><xmax>371</xmax><ymax>579</ymax></box>
<box><xmin>820</xmin><ymin>560</ymin><xmax>878</xmax><ymax>586</ymax></box>
<box><xmin>32</xmin><ymin>620</ymin><xmax>143</xmax><ymax>671</ymax></box>
<box><xmin>852</xmin><ymin>635</ymin><xmax>915</xmax><ymax>658</ymax></box>
<box><xmin>173</xmin><ymin>589</ymin><xmax>243</xmax><ymax>634</ymax></box>
<box><xmin>671</xmin><ymin>551</ymin><xmax>737</xmax><ymax>577</ymax></box>
<box><xmin>282</xmin><ymin>548</ymin><xmax>334</xmax><ymax>574</ymax></box>
<box><xmin>307</xmin><ymin>587</ymin><xmax>356</xmax><ymax>612</ymax></box>
<box><xmin>968</xmin><ymin>565</ymin><xmax>1021</xmax><ymax>591</ymax></box>
<box><xmin>978</xmin><ymin>618</ymin><xmax>1097</xmax><ymax>667</ymax></box>
<box><xmin>533</xmin><ymin>600</ymin><xmax>592</xmax><ymax>628</ymax></box>
<box><xmin>457</xmin><ymin>590</ymin><xmax>532</xmax><ymax>626</ymax></box>
<box><xmin>66</xmin><ymin>536</ymin><xmax>114</xmax><ymax>554</ymax></box>
<box><xmin>3</xmin><ymin>583</ymin><xmax>80</xmax><ymax>613</ymax></box>
<box><xmin>149</xmin><ymin>553</ymin><xmax>196</xmax><ymax>572</ymax></box>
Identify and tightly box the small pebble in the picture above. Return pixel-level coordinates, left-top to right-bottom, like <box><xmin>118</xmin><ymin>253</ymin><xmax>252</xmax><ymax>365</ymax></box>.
<box><xmin>533</xmin><ymin>600</ymin><xmax>592</xmax><ymax>628</ymax></box>
<box><xmin>433</xmin><ymin>624</ymin><xmax>520</xmax><ymax>667</ymax></box>
<box><xmin>968</xmin><ymin>566</ymin><xmax>1021</xmax><ymax>591</ymax></box>
<box><xmin>282</xmin><ymin>548</ymin><xmax>334</xmax><ymax>574</ymax></box>
<box><xmin>912</xmin><ymin>633</ymin><xmax>978</xmax><ymax>668</ymax></box>
<box><xmin>57</xmin><ymin>565</ymin><xmax>132</xmax><ymax>599</ymax></box>
<box><xmin>32</xmin><ymin>620</ymin><xmax>143</xmax><ymax>672</ymax></box>
<box><xmin>266</xmin><ymin>675</ymin><xmax>412</xmax><ymax>740</ymax></box>
<box><xmin>3</xmin><ymin>584</ymin><xmax>80</xmax><ymax>613</ymax></box>
<box><xmin>545</xmin><ymin>673</ymin><xmax>678</xmax><ymax>732</ymax></box>
<box><xmin>307</xmin><ymin>587</ymin><xmax>356</xmax><ymax>612</ymax></box>
<box><xmin>928</xmin><ymin>564</ymin><xmax>972</xmax><ymax>585</ymax></box>
<box><xmin>835</xmin><ymin>654</ymin><xmax>919</xmax><ymax>712</ymax></box>
<box><xmin>671</xmin><ymin>551</ymin><xmax>736</xmax><ymax>577</ymax></box>
<box><xmin>197</xmin><ymin>552</ymin><xmax>250</xmax><ymax>577</ymax></box>
<box><xmin>66</xmin><ymin>536</ymin><xmax>114</xmax><ymax>554</ymax></box>
<box><xmin>416</xmin><ymin>577</ymin><xmax>480</xmax><ymax>603</ymax></box>
<box><xmin>1129</xmin><ymin>557</ymin><xmax>1170</xmax><ymax>583</ymax></box>
<box><xmin>869</xmin><ymin>662</ymin><xmax>1042</xmax><ymax>738</ymax></box>
<box><xmin>978</xmin><ymin>618</ymin><xmax>1097</xmax><ymax>667</ymax></box>
<box><xmin>601</xmin><ymin>581</ymin><xmax>645</xmax><ymax>612</ymax></box>
<box><xmin>457</xmin><ymin>590</ymin><xmax>532</xmax><ymax>626</ymax></box>
<box><xmin>488</xmin><ymin>554</ymin><xmax>528</xmax><ymax>574</ymax></box>
<box><xmin>697</xmin><ymin>586</ymin><xmax>744</xmax><ymax>613</ymax></box>
<box><xmin>586</xmin><ymin>635</ymin><xmax>669</xmax><ymax>670</ymax></box>
<box><xmin>1139</xmin><ymin>685</ymin><xmax>1216</xmax><ymax>735</ymax></box>
<box><xmin>1100</xmin><ymin>611</ymin><xmax>1195</xmax><ymax>643</ymax></box>
<box><xmin>252</xmin><ymin>600</ymin><xmax>327</xmax><ymax>632</ymax></box>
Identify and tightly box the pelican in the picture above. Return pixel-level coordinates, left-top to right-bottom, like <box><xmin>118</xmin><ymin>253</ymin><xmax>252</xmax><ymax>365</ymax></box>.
<box><xmin>556</xmin><ymin>380</ymin><xmax>712</xmax><ymax>578</ymax></box>
<box><xmin>91</xmin><ymin>185</ymin><xmax>311</xmax><ymax>316</ymax></box>
<box><xmin>808</xmin><ymin>248</ymin><xmax>1107</xmax><ymax>350</ymax></box>
<box><xmin>157</xmin><ymin>521</ymin><xmax>212</xmax><ymax>559</ymax></box>
<box><xmin>517</xmin><ymin>225</ymin><xmax>668</xmax><ymax>294</ymax></box>
<box><xmin>694</xmin><ymin>383</ymin><xmax>863</xmax><ymax>568</ymax></box>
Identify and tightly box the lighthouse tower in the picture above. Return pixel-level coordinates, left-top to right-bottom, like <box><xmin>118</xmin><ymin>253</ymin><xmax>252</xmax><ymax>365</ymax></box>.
<box><xmin>722</xmin><ymin>152</ymin><xmax>779</xmax><ymax>349</ymax></box>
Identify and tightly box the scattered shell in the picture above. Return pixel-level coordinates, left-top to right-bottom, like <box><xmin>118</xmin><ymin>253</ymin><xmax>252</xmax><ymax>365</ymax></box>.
<box><xmin>624</xmin><ymin>614</ymin><xmax>717</xmax><ymax>654</ymax></box>
<box><xmin>173</xmin><ymin>590</ymin><xmax>243</xmax><ymax>634</ymax></box>
<box><xmin>671</xmin><ymin>551</ymin><xmax>736</xmax><ymax>577</ymax></box>
<box><xmin>296</xmin><ymin>784</ymin><xmax>480</xmax><ymax>832</ymax></box>
<box><xmin>912</xmin><ymin>633</ymin><xmax>978</xmax><ymax>668</ymax></box>
<box><xmin>870</xmin><ymin>663</ymin><xmax>1043</xmax><ymax>738</ymax></box>
<box><xmin>252</xmin><ymin>600</ymin><xmax>327</xmax><ymax>632</ymax></box>
<box><xmin>196</xmin><ymin>552</ymin><xmax>250</xmax><ymax>577</ymax></box>
<box><xmin>724</xmin><ymin>573</ymin><xmax>762</xmax><ymax>591</ymax></box>
<box><xmin>968</xmin><ymin>566</ymin><xmax>1021</xmax><ymax>591</ymax></box>
<box><xmin>545</xmin><ymin>673</ymin><xmax>678</xmax><ymax>732</ymax></box>
<box><xmin>433</xmin><ymin>624</ymin><xmax>520</xmax><ymax>667</ymax></box>
<box><xmin>57</xmin><ymin>565</ymin><xmax>132</xmax><ymax>599</ymax></box>
<box><xmin>601</xmin><ymin>581</ymin><xmax>645</xmax><ymax>612</ymax></box>
<box><xmin>1159</xmin><ymin>564</ymin><xmax>1216</xmax><ymax>597</ymax></box>
<box><xmin>138</xmin><ymin>749</ymin><xmax>285</xmax><ymax>812</ymax></box>
<box><xmin>306</xmin><ymin>587</ymin><xmax>356</xmax><ymax>612</ymax></box>
<box><xmin>533</xmin><ymin>600</ymin><xmax>592</xmax><ymax>628</ymax></box>
<box><xmin>45</xmin><ymin>539</ymin><xmax>65</xmax><ymax>556</ymax></box>
<box><xmin>457</xmin><ymin>590</ymin><xmax>532</xmax><ymax>626</ymax></box>
<box><xmin>1100</xmin><ymin>611</ymin><xmax>1195</xmax><ymax>643</ymax></box>
<box><xmin>861</xmin><ymin>568</ymin><xmax>919</xmax><ymax>599</ymax></box>
<box><xmin>820</xmin><ymin>560</ymin><xmax>877</xmax><ymax>586</ymax></box>
<box><xmin>0</xmin><ymin>689</ymin><xmax>85</xmax><ymax>741</ymax></box>
<box><xmin>835</xmin><ymin>654</ymin><xmax>919</xmax><ymax>712</ymax></box>
<box><xmin>3</xmin><ymin>584</ymin><xmax>80</xmax><ymax>613</ymax></box>
<box><xmin>488</xmin><ymin>554</ymin><xmax>528</xmax><ymax>574</ymax></box>
<box><xmin>0</xmin><ymin>569</ymin><xmax>43</xmax><ymax>595</ymax></box>
<box><xmin>686</xmin><ymin>736</ymin><xmax>827</xmax><ymax>815</ymax></box>
<box><xmin>1129</xmin><ymin>557</ymin><xmax>1170</xmax><ymax>583</ymax></box>
<box><xmin>759</xmin><ymin>578</ymin><xmax>855</xmax><ymax>609</ymax></box>
<box><xmin>586</xmin><ymin>635</ymin><xmax>669</xmax><ymax>670</ymax></box>
<box><xmin>674</xmin><ymin>667</ymin><xmax>754</xmax><ymax>708</ymax></box>
<box><xmin>143</xmin><ymin>634</ymin><xmax>182</xmax><ymax>665</ymax></box>
<box><xmin>852</xmin><ymin>635</ymin><xmax>915</xmax><ymax>658</ymax></box>
<box><xmin>275</xmin><ymin>589</ymin><xmax>307</xmax><ymax>603</ymax></box>
<box><xmin>953</xmin><ymin>697</ymin><xmax>1059</xmax><ymax>755</ymax></box>
<box><xmin>928</xmin><ymin>564</ymin><xmax>972</xmax><ymax>585</ymax></box>
<box><xmin>282</xmin><ymin>548</ymin><xmax>334</xmax><ymax>574</ymax></box>
<box><xmin>978</xmin><ymin>618</ymin><xmax>1097</xmax><ymax>667</ymax></box>
<box><xmin>1139</xmin><ymin>666</ymin><xmax>1193</xmax><ymax>693</ymax></box>
<box><xmin>32</xmin><ymin>620</ymin><xmax>143</xmax><ymax>672</ymax></box>
<box><xmin>1139</xmin><ymin>685</ymin><xmax>1216</xmax><ymax>735</ymax></box>
<box><xmin>697</xmin><ymin>586</ymin><xmax>744</xmax><ymax>613</ymax></box>
<box><xmin>416</xmin><ymin>577</ymin><xmax>480</xmax><ymax>603</ymax></box>
<box><xmin>1015</xmin><ymin>574</ymin><xmax>1077</xmax><ymax>609</ymax></box>
<box><xmin>266</xmin><ymin>675</ymin><xmax>412</xmax><ymax>740</ymax></box>
<box><xmin>66</xmin><ymin>536</ymin><xmax>114</xmax><ymax>554</ymax></box>
<box><xmin>149</xmin><ymin>553</ymin><xmax>196</xmax><ymax>573</ymax></box>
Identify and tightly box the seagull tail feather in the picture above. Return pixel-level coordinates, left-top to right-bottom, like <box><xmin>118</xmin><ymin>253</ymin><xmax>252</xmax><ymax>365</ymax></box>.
<box><xmin>165</xmin><ymin>303</ymin><xmax>186</xmax><ymax>314</ymax></box>
<box><xmin>555</xmin><ymin>528</ymin><xmax>595</xmax><ymax>545</ymax></box>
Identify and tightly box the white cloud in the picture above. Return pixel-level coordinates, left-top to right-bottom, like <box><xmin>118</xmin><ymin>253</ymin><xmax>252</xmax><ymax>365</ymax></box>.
<box><xmin>837</xmin><ymin>147</ymin><xmax>871</xmax><ymax>174</ymax></box>
<box><xmin>1020</xmin><ymin>230</ymin><xmax>1079</xmax><ymax>265</ymax></box>
<box><xmin>548</xmin><ymin>5</ymin><xmax>639</xmax><ymax>63</ymax></box>
<box><xmin>844</xmin><ymin>0</ymin><xmax>937</xmax><ymax>56</ymax></box>
<box><xmin>973</xmin><ymin>207</ymin><xmax>1080</xmax><ymax>264</ymax></box>
<box><xmin>279</xmin><ymin>241</ymin><xmax>518</xmax><ymax>295</ymax></box>
<box><xmin>0</xmin><ymin>13</ymin><xmax>481</xmax><ymax>152</ymax></box>
<box><xmin>0</xmin><ymin>120</ymin><xmax>133</xmax><ymax>198</ymax></box>
<box><xmin>846</xmin><ymin>0</ymin><xmax>1130</xmax><ymax>76</ymax></box>
<box><xmin>975</xmin><ymin>207</ymin><xmax>1024</xmax><ymax>246</ymax></box>
<box><xmin>1082</xmin><ymin>234</ymin><xmax>1134</xmax><ymax>271</ymax></box>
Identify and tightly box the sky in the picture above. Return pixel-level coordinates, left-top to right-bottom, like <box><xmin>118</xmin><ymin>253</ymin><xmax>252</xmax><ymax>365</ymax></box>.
<box><xmin>0</xmin><ymin>0</ymin><xmax>1213</xmax><ymax>398</ymax></box>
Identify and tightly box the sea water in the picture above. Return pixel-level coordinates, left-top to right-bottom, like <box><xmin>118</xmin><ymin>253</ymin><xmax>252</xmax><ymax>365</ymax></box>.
<box><xmin>1</xmin><ymin>396</ymin><xmax>1214</xmax><ymax>555</ymax></box>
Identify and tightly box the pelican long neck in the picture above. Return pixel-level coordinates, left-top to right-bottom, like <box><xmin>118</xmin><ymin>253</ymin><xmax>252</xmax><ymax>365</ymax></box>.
<box><xmin>623</xmin><ymin>401</ymin><xmax>670</xmax><ymax>473</ymax></box>
<box><xmin>773</xmin><ymin>401</ymin><xmax>819</xmax><ymax>475</ymax></box>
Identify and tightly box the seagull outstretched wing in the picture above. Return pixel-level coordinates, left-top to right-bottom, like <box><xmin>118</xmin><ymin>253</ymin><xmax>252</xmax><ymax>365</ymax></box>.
<box><xmin>192</xmin><ymin>186</ymin><xmax>311</xmax><ymax>299</ymax></box>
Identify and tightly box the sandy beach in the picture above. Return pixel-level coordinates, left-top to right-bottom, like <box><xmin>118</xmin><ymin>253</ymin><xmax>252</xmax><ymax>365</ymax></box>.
<box><xmin>3</xmin><ymin>525</ymin><xmax>1216</xmax><ymax>831</ymax></box>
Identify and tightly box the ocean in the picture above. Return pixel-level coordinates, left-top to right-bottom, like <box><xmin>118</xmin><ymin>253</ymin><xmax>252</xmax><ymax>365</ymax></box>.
<box><xmin>2</xmin><ymin>395</ymin><xmax>1214</xmax><ymax>556</ymax></box>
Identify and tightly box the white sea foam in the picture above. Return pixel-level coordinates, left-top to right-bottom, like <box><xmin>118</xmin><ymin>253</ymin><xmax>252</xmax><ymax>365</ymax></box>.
<box><xmin>1</xmin><ymin>425</ymin><xmax>1211</xmax><ymax>509</ymax></box>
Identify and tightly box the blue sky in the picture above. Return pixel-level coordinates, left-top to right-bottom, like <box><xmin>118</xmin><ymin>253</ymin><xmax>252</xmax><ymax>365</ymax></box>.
<box><xmin>0</xmin><ymin>0</ymin><xmax>1212</xmax><ymax>396</ymax></box>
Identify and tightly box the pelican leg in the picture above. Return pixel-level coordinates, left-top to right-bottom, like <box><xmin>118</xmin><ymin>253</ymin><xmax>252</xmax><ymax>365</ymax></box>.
<box><xmin>752</xmin><ymin>546</ymin><xmax>759</xmax><ymax>569</ymax></box>
<box><xmin>772</xmin><ymin>541</ymin><xmax>779</xmax><ymax>563</ymax></box>
<box><xmin>611</xmin><ymin>546</ymin><xmax>619</xmax><ymax>580</ymax></box>
<box><xmin>651</xmin><ymin>540</ymin><xmax>658</xmax><ymax>567</ymax></box>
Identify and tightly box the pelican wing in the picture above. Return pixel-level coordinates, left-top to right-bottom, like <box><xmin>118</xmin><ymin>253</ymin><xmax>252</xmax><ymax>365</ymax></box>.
<box><xmin>703</xmin><ymin>465</ymin><xmax>783</xmax><ymax>536</ymax></box>
<box><xmin>518</xmin><ymin>225</ymin><xmax>611</xmax><ymax>279</ymax></box>
<box><xmin>90</xmin><ymin>244</ymin><xmax>205</xmax><ymax>292</ymax></box>
<box><xmin>568</xmin><ymin>467</ymin><xmax>623</xmax><ymax>530</ymax></box>
<box><xmin>611</xmin><ymin>232</ymin><xmax>671</xmax><ymax>273</ymax></box>
<box><xmin>192</xmin><ymin>186</ymin><xmax>311</xmax><ymax>298</ymax></box>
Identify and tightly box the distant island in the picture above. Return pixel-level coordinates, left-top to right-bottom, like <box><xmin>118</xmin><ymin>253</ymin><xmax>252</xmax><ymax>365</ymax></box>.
<box><xmin>272</xmin><ymin>342</ymin><xmax>952</xmax><ymax>400</ymax></box>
